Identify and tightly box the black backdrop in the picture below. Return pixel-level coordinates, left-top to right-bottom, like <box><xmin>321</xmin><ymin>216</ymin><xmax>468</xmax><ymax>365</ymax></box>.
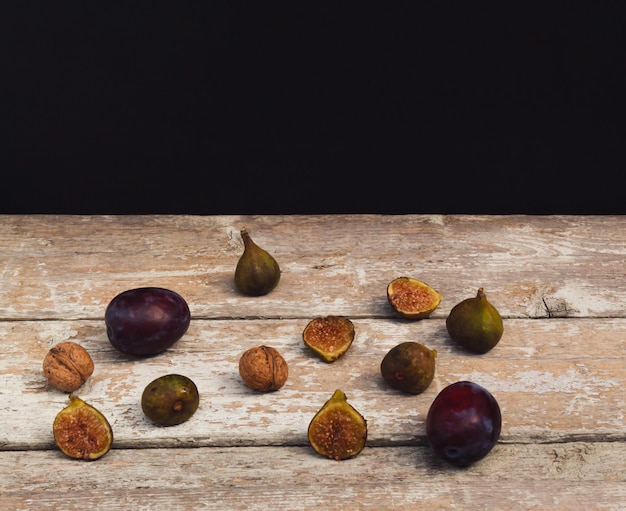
<box><xmin>4</xmin><ymin>3</ymin><xmax>625</xmax><ymax>214</ymax></box>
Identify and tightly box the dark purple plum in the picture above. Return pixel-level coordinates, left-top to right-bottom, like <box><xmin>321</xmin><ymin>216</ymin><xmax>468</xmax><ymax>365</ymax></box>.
<box><xmin>105</xmin><ymin>287</ymin><xmax>190</xmax><ymax>356</ymax></box>
<box><xmin>426</xmin><ymin>381</ymin><xmax>501</xmax><ymax>467</ymax></box>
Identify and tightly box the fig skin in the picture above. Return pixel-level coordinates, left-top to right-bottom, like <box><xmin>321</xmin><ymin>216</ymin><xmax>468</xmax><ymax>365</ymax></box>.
<box><xmin>380</xmin><ymin>341</ymin><xmax>437</xmax><ymax>394</ymax></box>
<box><xmin>308</xmin><ymin>389</ymin><xmax>367</xmax><ymax>461</ymax></box>
<box><xmin>105</xmin><ymin>287</ymin><xmax>191</xmax><ymax>357</ymax></box>
<box><xmin>387</xmin><ymin>277</ymin><xmax>442</xmax><ymax>319</ymax></box>
<box><xmin>446</xmin><ymin>288</ymin><xmax>504</xmax><ymax>354</ymax></box>
<box><xmin>53</xmin><ymin>394</ymin><xmax>113</xmax><ymax>461</ymax></box>
<box><xmin>234</xmin><ymin>229</ymin><xmax>281</xmax><ymax>296</ymax></box>
<box><xmin>141</xmin><ymin>374</ymin><xmax>200</xmax><ymax>426</ymax></box>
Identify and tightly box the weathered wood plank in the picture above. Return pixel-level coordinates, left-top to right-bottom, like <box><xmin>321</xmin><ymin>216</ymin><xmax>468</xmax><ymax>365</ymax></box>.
<box><xmin>1</xmin><ymin>443</ymin><xmax>624</xmax><ymax>511</ymax></box>
<box><xmin>1</xmin><ymin>214</ymin><xmax>625</xmax><ymax>510</ymax></box>
<box><xmin>2</xmin><ymin>318</ymin><xmax>624</xmax><ymax>450</ymax></box>
<box><xmin>2</xmin><ymin>214</ymin><xmax>626</xmax><ymax>320</ymax></box>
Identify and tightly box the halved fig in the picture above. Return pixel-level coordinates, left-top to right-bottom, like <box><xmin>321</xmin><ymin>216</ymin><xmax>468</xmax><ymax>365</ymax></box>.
<box><xmin>387</xmin><ymin>277</ymin><xmax>442</xmax><ymax>319</ymax></box>
<box><xmin>308</xmin><ymin>389</ymin><xmax>367</xmax><ymax>461</ymax></box>
<box><xmin>53</xmin><ymin>395</ymin><xmax>113</xmax><ymax>461</ymax></box>
<box><xmin>302</xmin><ymin>316</ymin><xmax>355</xmax><ymax>363</ymax></box>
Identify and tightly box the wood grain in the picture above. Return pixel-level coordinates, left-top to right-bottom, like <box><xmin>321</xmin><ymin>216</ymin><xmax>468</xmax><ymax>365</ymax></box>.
<box><xmin>1</xmin><ymin>214</ymin><xmax>624</xmax><ymax>510</ymax></box>
<box><xmin>1</xmin><ymin>444</ymin><xmax>624</xmax><ymax>511</ymax></box>
<box><xmin>1</xmin><ymin>318</ymin><xmax>624</xmax><ymax>450</ymax></box>
<box><xmin>2</xmin><ymin>214</ymin><xmax>626</xmax><ymax>320</ymax></box>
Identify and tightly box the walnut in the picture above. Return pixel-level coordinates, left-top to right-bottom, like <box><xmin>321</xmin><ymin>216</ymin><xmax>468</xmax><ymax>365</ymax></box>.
<box><xmin>238</xmin><ymin>345</ymin><xmax>288</xmax><ymax>392</ymax></box>
<box><xmin>43</xmin><ymin>341</ymin><xmax>94</xmax><ymax>392</ymax></box>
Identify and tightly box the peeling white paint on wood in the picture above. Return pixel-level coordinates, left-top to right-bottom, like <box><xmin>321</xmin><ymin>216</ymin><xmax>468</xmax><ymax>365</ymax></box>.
<box><xmin>0</xmin><ymin>214</ymin><xmax>625</xmax><ymax>510</ymax></box>
<box><xmin>1</xmin><ymin>444</ymin><xmax>625</xmax><ymax>510</ymax></box>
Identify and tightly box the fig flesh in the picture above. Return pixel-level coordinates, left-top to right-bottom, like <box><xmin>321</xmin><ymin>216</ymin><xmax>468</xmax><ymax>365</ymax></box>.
<box><xmin>446</xmin><ymin>288</ymin><xmax>503</xmax><ymax>353</ymax></box>
<box><xmin>141</xmin><ymin>374</ymin><xmax>200</xmax><ymax>426</ymax></box>
<box><xmin>53</xmin><ymin>394</ymin><xmax>113</xmax><ymax>461</ymax></box>
<box><xmin>234</xmin><ymin>229</ymin><xmax>281</xmax><ymax>296</ymax></box>
<box><xmin>308</xmin><ymin>389</ymin><xmax>367</xmax><ymax>461</ymax></box>
<box><xmin>105</xmin><ymin>287</ymin><xmax>191</xmax><ymax>356</ymax></box>
<box><xmin>380</xmin><ymin>341</ymin><xmax>437</xmax><ymax>394</ymax></box>
<box><xmin>387</xmin><ymin>277</ymin><xmax>442</xmax><ymax>319</ymax></box>
<box><xmin>302</xmin><ymin>316</ymin><xmax>355</xmax><ymax>363</ymax></box>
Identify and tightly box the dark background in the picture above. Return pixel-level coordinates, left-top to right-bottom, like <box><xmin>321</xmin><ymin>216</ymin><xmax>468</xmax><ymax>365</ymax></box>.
<box><xmin>3</xmin><ymin>3</ymin><xmax>625</xmax><ymax>214</ymax></box>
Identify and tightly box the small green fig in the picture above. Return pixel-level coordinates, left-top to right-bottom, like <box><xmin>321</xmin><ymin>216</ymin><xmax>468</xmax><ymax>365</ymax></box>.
<box><xmin>141</xmin><ymin>374</ymin><xmax>200</xmax><ymax>426</ymax></box>
<box><xmin>380</xmin><ymin>341</ymin><xmax>437</xmax><ymax>394</ymax></box>
<box><xmin>234</xmin><ymin>229</ymin><xmax>281</xmax><ymax>296</ymax></box>
<box><xmin>446</xmin><ymin>288</ymin><xmax>504</xmax><ymax>354</ymax></box>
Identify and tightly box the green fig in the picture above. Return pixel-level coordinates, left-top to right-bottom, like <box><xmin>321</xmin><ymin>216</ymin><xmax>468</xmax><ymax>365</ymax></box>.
<box><xmin>380</xmin><ymin>341</ymin><xmax>437</xmax><ymax>394</ymax></box>
<box><xmin>446</xmin><ymin>288</ymin><xmax>504</xmax><ymax>354</ymax></box>
<box><xmin>141</xmin><ymin>374</ymin><xmax>200</xmax><ymax>426</ymax></box>
<box><xmin>234</xmin><ymin>229</ymin><xmax>281</xmax><ymax>296</ymax></box>
<box><xmin>308</xmin><ymin>389</ymin><xmax>367</xmax><ymax>461</ymax></box>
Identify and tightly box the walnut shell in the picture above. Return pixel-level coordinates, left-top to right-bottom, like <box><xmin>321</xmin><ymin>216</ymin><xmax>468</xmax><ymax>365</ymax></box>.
<box><xmin>238</xmin><ymin>345</ymin><xmax>288</xmax><ymax>392</ymax></box>
<box><xmin>43</xmin><ymin>341</ymin><xmax>94</xmax><ymax>392</ymax></box>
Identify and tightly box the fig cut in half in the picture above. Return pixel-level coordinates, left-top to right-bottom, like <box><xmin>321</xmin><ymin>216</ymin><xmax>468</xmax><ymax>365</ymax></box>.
<box><xmin>308</xmin><ymin>389</ymin><xmax>367</xmax><ymax>461</ymax></box>
<box><xmin>53</xmin><ymin>394</ymin><xmax>113</xmax><ymax>461</ymax></box>
<box><xmin>387</xmin><ymin>277</ymin><xmax>442</xmax><ymax>319</ymax></box>
<box><xmin>302</xmin><ymin>316</ymin><xmax>355</xmax><ymax>363</ymax></box>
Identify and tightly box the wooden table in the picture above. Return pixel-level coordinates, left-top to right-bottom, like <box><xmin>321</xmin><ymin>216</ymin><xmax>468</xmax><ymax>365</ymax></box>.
<box><xmin>1</xmin><ymin>214</ymin><xmax>624</xmax><ymax>510</ymax></box>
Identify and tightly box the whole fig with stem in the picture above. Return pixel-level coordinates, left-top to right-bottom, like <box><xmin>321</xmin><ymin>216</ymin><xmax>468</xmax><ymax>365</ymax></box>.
<box><xmin>234</xmin><ymin>229</ymin><xmax>281</xmax><ymax>296</ymax></box>
<box><xmin>446</xmin><ymin>288</ymin><xmax>503</xmax><ymax>354</ymax></box>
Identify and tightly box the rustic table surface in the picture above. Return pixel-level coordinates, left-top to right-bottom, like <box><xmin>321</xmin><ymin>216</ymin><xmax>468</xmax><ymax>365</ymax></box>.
<box><xmin>1</xmin><ymin>214</ymin><xmax>624</xmax><ymax>511</ymax></box>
